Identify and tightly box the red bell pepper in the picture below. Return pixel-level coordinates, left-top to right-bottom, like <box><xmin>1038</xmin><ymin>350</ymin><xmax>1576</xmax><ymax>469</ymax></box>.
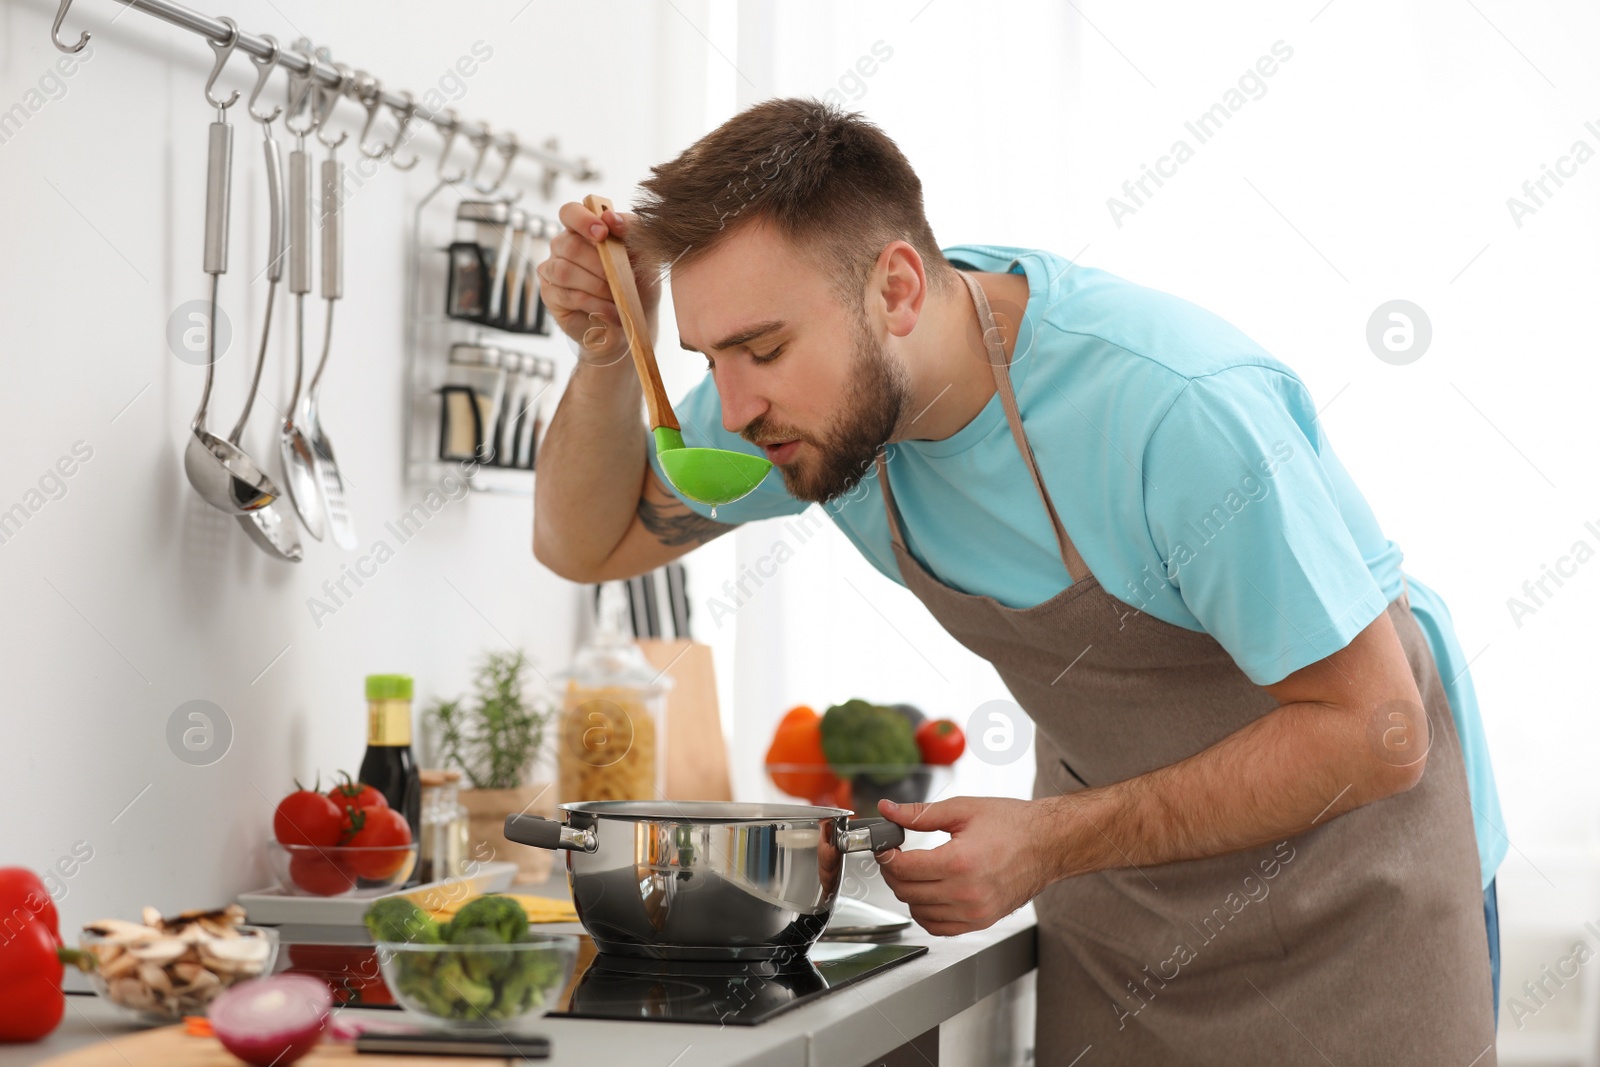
<box><xmin>0</xmin><ymin>867</ymin><xmax>72</xmax><ymax>1043</ymax></box>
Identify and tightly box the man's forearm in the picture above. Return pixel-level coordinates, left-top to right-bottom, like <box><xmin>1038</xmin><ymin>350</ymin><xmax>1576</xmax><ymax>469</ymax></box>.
<box><xmin>1036</xmin><ymin>698</ymin><xmax>1424</xmax><ymax>883</ymax></box>
<box><xmin>532</xmin><ymin>355</ymin><xmax>648</xmax><ymax>578</ymax></box>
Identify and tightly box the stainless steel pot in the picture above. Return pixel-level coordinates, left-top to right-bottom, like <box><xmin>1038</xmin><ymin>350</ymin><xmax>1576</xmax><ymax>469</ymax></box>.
<box><xmin>504</xmin><ymin>801</ymin><xmax>904</xmax><ymax>961</ymax></box>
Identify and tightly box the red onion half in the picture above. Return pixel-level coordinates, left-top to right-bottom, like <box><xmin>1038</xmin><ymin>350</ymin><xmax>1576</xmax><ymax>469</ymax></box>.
<box><xmin>208</xmin><ymin>973</ymin><xmax>331</xmax><ymax>1066</ymax></box>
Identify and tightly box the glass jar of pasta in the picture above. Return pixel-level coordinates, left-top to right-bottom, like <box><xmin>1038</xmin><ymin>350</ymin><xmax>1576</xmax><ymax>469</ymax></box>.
<box><xmin>557</xmin><ymin>582</ymin><xmax>670</xmax><ymax>804</ymax></box>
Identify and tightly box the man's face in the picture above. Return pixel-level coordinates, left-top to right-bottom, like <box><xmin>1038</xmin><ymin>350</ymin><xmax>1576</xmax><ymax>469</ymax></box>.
<box><xmin>672</xmin><ymin>221</ymin><xmax>910</xmax><ymax>504</ymax></box>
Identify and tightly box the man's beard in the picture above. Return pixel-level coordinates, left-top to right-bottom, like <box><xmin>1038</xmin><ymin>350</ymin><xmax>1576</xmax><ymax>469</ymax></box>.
<box><xmin>743</xmin><ymin>317</ymin><xmax>910</xmax><ymax>504</ymax></box>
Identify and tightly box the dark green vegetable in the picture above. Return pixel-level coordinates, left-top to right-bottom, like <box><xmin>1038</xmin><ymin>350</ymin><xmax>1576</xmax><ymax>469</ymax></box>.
<box><xmin>372</xmin><ymin>895</ymin><xmax>563</xmax><ymax>1023</ymax></box>
<box><xmin>820</xmin><ymin>700</ymin><xmax>922</xmax><ymax>784</ymax></box>
<box><xmin>363</xmin><ymin>898</ymin><xmax>442</xmax><ymax>944</ymax></box>
<box><xmin>444</xmin><ymin>894</ymin><xmax>531</xmax><ymax>945</ymax></box>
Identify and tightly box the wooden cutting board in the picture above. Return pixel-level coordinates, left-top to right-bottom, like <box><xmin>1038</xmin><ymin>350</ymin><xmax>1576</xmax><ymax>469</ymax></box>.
<box><xmin>37</xmin><ymin>1025</ymin><xmax>513</xmax><ymax>1066</ymax></box>
<box><xmin>636</xmin><ymin>638</ymin><xmax>732</xmax><ymax>801</ymax></box>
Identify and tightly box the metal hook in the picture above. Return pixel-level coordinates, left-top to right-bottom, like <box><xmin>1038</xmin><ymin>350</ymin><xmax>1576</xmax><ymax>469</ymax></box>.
<box><xmin>247</xmin><ymin>33</ymin><xmax>282</xmax><ymax>125</ymax></box>
<box><xmin>311</xmin><ymin>62</ymin><xmax>351</xmax><ymax>149</ymax></box>
<box><xmin>355</xmin><ymin>72</ymin><xmax>392</xmax><ymax>160</ymax></box>
<box><xmin>482</xmin><ymin>133</ymin><xmax>520</xmax><ymax>195</ymax></box>
<box><xmin>386</xmin><ymin>91</ymin><xmax>420</xmax><ymax>171</ymax></box>
<box><xmin>466</xmin><ymin>124</ymin><xmax>495</xmax><ymax>191</ymax></box>
<box><xmin>436</xmin><ymin>109</ymin><xmax>467</xmax><ymax>183</ymax></box>
<box><xmin>282</xmin><ymin>44</ymin><xmax>318</xmax><ymax>139</ymax></box>
<box><xmin>204</xmin><ymin>16</ymin><xmax>242</xmax><ymax>110</ymax></box>
<box><xmin>51</xmin><ymin>0</ymin><xmax>88</xmax><ymax>53</ymax></box>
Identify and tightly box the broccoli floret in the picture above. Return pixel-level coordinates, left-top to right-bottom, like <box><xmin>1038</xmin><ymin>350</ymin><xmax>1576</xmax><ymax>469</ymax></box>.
<box><xmin>820</xmin><ymin>700</ymin><xmax>922</xmax><ymax>784</ymax></box>
<box><xmin>363</xmin><ymin>897</ymin><xmax>443</xmax><ymax>945</ymax></box>
<box><xmin>450</xmin><ymin>926</ymin><xmax>508</xmax><ymax>985</ymax></box>
<box><xmin>428</xmin><ymin>954</ymin><xmax>496</xmax><ymax>1017</ymax></box>
<box><xmin>493</xmin><ymin>950</ymin><xmax>563</xmax><ymax>1016</ymax></box>
<box><xmin>443</xmin><ymin>894</ymin><xmax>531</xmax><ymax>945</ymax></box>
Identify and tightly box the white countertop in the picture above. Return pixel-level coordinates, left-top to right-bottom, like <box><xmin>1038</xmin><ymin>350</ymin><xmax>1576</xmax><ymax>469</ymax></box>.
<box><xmin>7</xmin><ymin>878</ymin><xmax>1037</xmax><ymax>1067</ymax></box>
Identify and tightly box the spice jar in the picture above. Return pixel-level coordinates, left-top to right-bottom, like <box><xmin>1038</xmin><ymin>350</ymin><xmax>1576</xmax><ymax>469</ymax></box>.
<box><xmin>437</xmin><ymin>343</ymin><xmax>506</xmax><ymax>463</ymax></box>
<box><xmin>557</xmin><ymin>582</ymin><xmax>670</xmax><ymax>803</ymax></box>
<box><xmin>419</xmin><ymin>769</ymin><xmax>469</xmax><ymax>884</ymax></box>
<box><xmin>445</xmin><ymin>200</ymin><xmax>513</xmax><ymax>324</ymax></box>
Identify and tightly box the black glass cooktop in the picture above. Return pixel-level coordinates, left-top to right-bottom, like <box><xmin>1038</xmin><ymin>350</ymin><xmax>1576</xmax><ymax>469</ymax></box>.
<box><xmin>261</xmin><ymin>929</ymin><xmax>927</xmax><ymax>1028</ymax></box>
<box><xmin>547</xmin><ymin>936</ymin><xmax>929</xmax><ymax>1026</ymax></box>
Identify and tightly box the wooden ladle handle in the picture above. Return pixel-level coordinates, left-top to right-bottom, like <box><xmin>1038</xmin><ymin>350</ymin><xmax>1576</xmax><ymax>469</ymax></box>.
<box><xmin>583</xmin><ymin>194</ymin><xmax>679</xmax><ymax>433</ymax></box>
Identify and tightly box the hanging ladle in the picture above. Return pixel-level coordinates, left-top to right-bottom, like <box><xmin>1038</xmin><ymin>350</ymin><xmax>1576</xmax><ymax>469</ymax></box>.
<box><xmin>231</xmin><ymin>33</ymin><xmax>301</xmax><ymax>562</ymax></box>
<box><xmin>583</xmin><ymin>194</ymin><xmax>771</xmax><ymax>510</ymax></box>
<box><xmin>183</xmin><ymin>18</ymin><xmax>283</xmax><ymax>515</ymax></box>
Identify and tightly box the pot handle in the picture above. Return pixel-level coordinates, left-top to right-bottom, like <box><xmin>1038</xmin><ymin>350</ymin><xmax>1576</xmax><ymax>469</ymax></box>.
<box><xmin>504</xmin><ymin>814</ymin><xmax>597</xmax><ymax>854</ymax></box>
<box><xmin>839</xmin><ymin>818</ymin><xmax>904</xmax><ymax>855</ymax></box>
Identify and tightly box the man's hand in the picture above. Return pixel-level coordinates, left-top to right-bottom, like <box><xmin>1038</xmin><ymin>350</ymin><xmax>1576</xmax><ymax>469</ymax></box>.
<box><xmin>539</xmin><ymin>201</ymin><xmax>661</xmax><ymax>366</ymax></box>
<box><xmin>873</xmin><ymin>796</ymin><xmax>1055</xmax><ymax>936</ymax></box>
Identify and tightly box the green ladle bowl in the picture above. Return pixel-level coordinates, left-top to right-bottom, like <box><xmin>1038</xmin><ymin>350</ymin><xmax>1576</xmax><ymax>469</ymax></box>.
<box><xmin>653</xmin><ymin>427</ymin><xmax>774</xmax><ymax>508</ymax></box>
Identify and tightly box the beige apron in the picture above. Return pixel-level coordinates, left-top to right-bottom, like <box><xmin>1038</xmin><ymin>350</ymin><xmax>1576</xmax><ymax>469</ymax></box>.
<box><xmin>871</xmin><ymin>270</ymin><xmax>1495</xmax><ymax>1066</ymax></box>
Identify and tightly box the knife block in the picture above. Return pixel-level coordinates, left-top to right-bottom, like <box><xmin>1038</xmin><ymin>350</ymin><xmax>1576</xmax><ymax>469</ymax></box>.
<box><xmin>636</xmin><ymin>638</ymin><xmax>733</xmax><ymax>801</ymax></box>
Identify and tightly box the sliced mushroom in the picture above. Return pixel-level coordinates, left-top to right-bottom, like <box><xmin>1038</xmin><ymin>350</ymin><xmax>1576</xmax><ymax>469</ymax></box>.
<box><xmin>128</xmin><ymin>939</ymin><xmax>187</xmax><ymax>964</ymax></box>
<box><xmin>97</xmin><ymin>949</ymin><xmax>139</xmax><ymax>981</ymax></box>
<box><xmin>137</xmin><ymin>961</ymin><xmax>172</xmax><ymax>994</ymax></box>
<box><xmin>141</xmin><ymin>906</ymin><xmax>164</xmax><ymax>929</ymax></box>
<box><xmin>185</xmin><ymin>968</ymin><xmax>222</xmax><ymax>996</ymax></box>
<box><xmin>176</xmin><ymin>922</ymin><xmax>218</xmax><ymax>945</ymax></box>
<box><xmin>108</xmin><ymin>976</ymin><xmax>155</xmax><ymax>1011</ymax></box>
<box><xmin>197</xmin><ymin>935</ymin><xmax>270</xmax><ymax>974</ymax></box>
<box><xmin>197</xmin><ymin>916</ymin><xmax>238</xmax><ymax>940</ymax></box>
<box><xmin>170</xmin><ymin>961</ymin><xmax>205</xmax><ymax>985</ymax></box>
<box><xmin>84</xmin><ymin>919</ymin><xmax>166</xmax><ymax>944</ymax></box>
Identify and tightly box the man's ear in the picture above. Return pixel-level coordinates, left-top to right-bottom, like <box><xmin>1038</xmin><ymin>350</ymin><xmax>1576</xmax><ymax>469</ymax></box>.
<box><xmin>873</xmin><ymin>240</ymin><xmax>930</xmax><ymax>339</ymax></box>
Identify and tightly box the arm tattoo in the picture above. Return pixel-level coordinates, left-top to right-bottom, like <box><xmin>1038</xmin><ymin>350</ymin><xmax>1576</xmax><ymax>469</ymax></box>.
<box><xmin>637</xmin><ymin>496</ymin><xmax>735</xmax><ymax>547</ymax></box>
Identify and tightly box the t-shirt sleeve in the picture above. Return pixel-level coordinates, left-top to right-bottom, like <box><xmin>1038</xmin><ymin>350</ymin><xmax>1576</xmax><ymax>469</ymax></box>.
<box><xmin>644</xmin><ymin>374</ymin><xmax>812</xmax><ymax>524</ymax></box>
<box><xmin>1140</xmin><ymin>365</ymin><xmax>1389</xmax><ymax>685</ymax></box>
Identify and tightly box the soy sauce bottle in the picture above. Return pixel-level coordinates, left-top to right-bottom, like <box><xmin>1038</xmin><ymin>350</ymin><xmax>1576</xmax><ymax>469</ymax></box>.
<box><xmin>359</xmin><ymin>674</ymin><xmax>422</xmax><ymax>879</ymax></box>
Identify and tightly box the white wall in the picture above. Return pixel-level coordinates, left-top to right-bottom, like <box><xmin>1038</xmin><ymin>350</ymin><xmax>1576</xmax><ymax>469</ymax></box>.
<box><xmin>0</xmin><ymin>0</ymin><xmax>720</xmax><ymax>930</ymax></box>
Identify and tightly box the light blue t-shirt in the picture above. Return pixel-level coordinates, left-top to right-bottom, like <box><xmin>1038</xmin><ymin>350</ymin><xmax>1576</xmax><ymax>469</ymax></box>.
<box><xmin>649</xmin><ymin>243</ymin><xmax>1505</xmax><ymax>889</ymax></box>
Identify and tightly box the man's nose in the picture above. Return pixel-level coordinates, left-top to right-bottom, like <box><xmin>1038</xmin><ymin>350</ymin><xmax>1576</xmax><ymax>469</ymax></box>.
<box><xmin>718</xmin><ymin>372</ymin><xmax>769</xmax><ymax>437</ymax></box>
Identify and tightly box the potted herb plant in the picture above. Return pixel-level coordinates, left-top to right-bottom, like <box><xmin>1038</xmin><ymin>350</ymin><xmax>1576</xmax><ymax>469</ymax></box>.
<box><xmin>426</xmin><ymin>650</ymin><xmax>558</xmax><ymax>883</ymax></box>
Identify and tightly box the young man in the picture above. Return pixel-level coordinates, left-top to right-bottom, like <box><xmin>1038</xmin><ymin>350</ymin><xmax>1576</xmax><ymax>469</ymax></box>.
<box><xmin>533</xmin><ymin>98</ymin><xmax>1504</xmax><ymax>1065</ymax></box>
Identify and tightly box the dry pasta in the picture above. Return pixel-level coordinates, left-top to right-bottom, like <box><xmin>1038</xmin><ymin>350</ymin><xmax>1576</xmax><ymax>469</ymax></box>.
<box><xmin>559</xmin><ymin>681</ymin><xmax>659</xmax><ymax>802</ymax></box>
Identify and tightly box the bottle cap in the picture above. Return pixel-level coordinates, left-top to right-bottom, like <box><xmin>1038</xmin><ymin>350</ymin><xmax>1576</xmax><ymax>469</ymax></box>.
<box><xmin>366</xmin><ymin>674</ymin><xmax>414</xmax><ymax>700</ymax></box>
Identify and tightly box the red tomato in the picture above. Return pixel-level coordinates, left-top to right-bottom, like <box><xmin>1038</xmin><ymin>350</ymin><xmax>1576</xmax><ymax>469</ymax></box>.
<box><xmin>915</xmin><ymin>719</ymin><xmax>966</xmax><ymax>765</ymax></box>
<box><xmin>274</xmin><ymin>790</ymin><xmax>345</xmax><ymax>847</ymax></box>
<box><xmin>344</xmin><ymin>807</ymin><xmax>413</xmax><ymax>880</ymax></box>
<box><xmin>326</xmin><ymin>774</ymin><xmax>388</xmax><ymax>814</ymax></box>
<box><xmin>289</xmin><ymin>850</ymin><xmax>355</xmax><ymax>896</ymax></box>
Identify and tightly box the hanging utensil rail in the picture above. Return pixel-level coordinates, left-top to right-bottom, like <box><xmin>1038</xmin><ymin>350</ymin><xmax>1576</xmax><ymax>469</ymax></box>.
<box><xmin>50</xmin><ymin>0</ymin><xmax>599</xmax><ymax>186</ymax></box>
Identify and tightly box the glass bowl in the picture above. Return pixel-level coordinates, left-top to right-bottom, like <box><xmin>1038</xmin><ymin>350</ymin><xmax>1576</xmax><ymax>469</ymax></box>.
<box><xmin>764</xmin><ymin>763</ymin><xmax>954</xmax><ymax>812</ymax></box>
<box><xmin>79</xmin><ymin>925</ymin><xmax>278</xmax><ymax>1023</ymax></box>
<box><xmin>268</xmin><ymin>841</ymin><xmax>418</xmax><ymax>897</ymax></box>
<box><xmin>375</xmin><ymin>934</ymin><xmax>579</xmax><ymax>1032</ymax></box>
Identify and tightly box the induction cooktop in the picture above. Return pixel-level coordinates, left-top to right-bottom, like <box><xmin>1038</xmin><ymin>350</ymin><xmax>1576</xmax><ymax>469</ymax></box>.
<box><xmin>546</xmin><ymin>935</ymin><xmax>929</xmax><ymax>1026</ymax></box>
<box><xmin>256</xmin><ymin>926</ymin><xmax>928</xmax><ymax>1028</ymax></box>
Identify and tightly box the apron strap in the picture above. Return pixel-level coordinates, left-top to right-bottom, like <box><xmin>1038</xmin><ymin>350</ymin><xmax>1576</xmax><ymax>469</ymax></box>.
<box><xmin>875</xmin><ymin>271</ymin><xmax>1091</xmax><ymax>585</ymax></box>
